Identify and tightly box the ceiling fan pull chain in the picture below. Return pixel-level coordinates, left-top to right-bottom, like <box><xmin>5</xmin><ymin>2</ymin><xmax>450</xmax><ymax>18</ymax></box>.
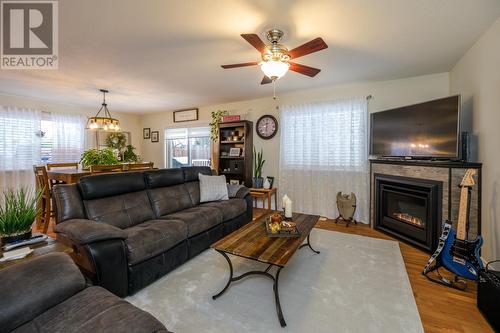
<box><xmin>273</xmin><ymin>80</ymin><xmax>277</xmax><ymax>100</ymax></box>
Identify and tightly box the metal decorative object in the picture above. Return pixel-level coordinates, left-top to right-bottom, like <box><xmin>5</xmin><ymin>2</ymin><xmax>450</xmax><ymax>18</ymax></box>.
<box><xmin>335</xmin><ymin>192</ymin><xmax>357</xmax><ymax>227</ymax></box>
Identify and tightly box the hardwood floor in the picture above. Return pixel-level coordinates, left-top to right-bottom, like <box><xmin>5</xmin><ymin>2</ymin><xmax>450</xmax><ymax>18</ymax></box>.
<box><xmin>38</xmin><ymin>210</ymin><xmax>492</xmax><ymax>332</ymax></box>
<box><xmin>253</xmin><ymin>208</ymin><xmax>491</xmax><ymax>333</ymax></box>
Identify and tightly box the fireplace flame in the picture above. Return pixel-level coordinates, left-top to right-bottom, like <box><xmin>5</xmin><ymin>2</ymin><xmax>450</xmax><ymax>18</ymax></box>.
<box><xmin>393</xmin><ymin>212</ymin><xmax>424</xmax><ymax>227</ymax></box>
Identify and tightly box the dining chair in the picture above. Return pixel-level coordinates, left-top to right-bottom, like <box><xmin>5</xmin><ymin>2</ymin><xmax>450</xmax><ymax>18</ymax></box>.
<box><xmin>46</xmin><ymin>162</ymin><xmax>79</xmax><ymax>170</ymax></box>
<box><xmin>125</xmin><ymin>162</ymin><xmax>154</xmax><ymax>171</ymax></box>
<box><xmin>32</xmin><ymin>166</ymin><xmax>53</xmax><ymax>234</ymax></box>
<box><xmin>89</xmin><ymin>164</ymin><xmax>125</xmax><ymax>174</ymax></box>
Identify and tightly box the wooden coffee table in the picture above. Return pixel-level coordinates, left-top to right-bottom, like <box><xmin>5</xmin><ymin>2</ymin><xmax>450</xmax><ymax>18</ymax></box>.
<box><xmin>211</xmin><ymin>212</ymin><xmax>320</xmax><ymax>327</ymax></box>
<box><xmin>0</xmin><ymin>236</ymin><xmax>71</xmax><ymax>270</ymax></box>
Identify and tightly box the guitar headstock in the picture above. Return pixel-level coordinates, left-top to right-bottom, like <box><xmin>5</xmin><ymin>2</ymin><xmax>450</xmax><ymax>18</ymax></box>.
<box><xmin>460</xmin><ymin>169</ymin><xmax>476</xmax><ymax>187</ymax></box>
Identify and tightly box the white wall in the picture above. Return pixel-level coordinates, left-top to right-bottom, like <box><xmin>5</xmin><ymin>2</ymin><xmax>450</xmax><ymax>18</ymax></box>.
<box><xmin>450</xmin><ymin>16</ymin><xmax>500</xmax><ymax>261</ymax></box>
<box><xmin>140</xmin><ymin>73</ymin><xmax>450</xmax><ymax>188</ymax></box>
<box><xmin>0</xmin><ymin>93</ymin><xmax>143</xmax><ymax>155</ymax></box>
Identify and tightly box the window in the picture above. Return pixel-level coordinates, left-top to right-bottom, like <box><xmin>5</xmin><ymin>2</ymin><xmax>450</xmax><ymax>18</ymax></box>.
<box><xmin>165</xmin><ymin>127</ymin><xmax>211</xmax><ymax>168</ymax></box>
<box><xmin>278</xmin><ymin>98</ymin><xmax>369</xmax><ymax>222</ymax></box>
<box><xmin>0</xmin><ymin>106</ymin><xmax>86</xmax><ymax>191</ymax></box>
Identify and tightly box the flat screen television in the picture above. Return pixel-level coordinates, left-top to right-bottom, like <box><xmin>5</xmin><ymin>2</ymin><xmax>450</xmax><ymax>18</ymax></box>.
<box><xmin>370</xmin><ymin>95</ymin><xmax>460</xmax><ymax>158</ymax></box>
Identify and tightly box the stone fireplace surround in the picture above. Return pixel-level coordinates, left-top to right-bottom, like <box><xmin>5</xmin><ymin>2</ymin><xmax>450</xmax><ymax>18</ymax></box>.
<box><xmin>370</xmin><ymin>159</ymin><xmax>482</xmax><ymax>252</ymax></box>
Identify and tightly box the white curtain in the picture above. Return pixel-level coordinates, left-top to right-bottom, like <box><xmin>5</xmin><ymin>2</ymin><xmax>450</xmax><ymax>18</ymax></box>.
<box><xmin>279</xmin><ymin>97</ymin><xmax>369</xmax><ymax>222</ymax></box>
<box><xmin>45</xmin><ymin>112</ymin><xmax>86</xmax><ymax>163</ymax></box>
<box><xmin>0</xmin><ymin>107</ymin><xmax>42</xmax><ymax>192</ymax></box>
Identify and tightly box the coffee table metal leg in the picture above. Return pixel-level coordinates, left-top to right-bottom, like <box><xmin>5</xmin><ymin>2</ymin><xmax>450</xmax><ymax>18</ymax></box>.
<box><xmin>299</xmin><ymin>234</ymin><xmax>320</xmax><ymax>254</ymax></box>
<box><xmin>273</xmin><ymin>267</ymin><xmax>286</xmax><ymax>327</ymax></box>
<box><xmin>212</xmin><ymin>250</ymin><xmax>233</xmax><ymax>300</ymax></box>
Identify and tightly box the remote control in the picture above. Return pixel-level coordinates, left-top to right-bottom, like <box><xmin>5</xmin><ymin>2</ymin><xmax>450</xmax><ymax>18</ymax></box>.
<box><xmin>2</xmin><ymin>234</ymin><xmax>48</xmax><ymax>252</ymax></box>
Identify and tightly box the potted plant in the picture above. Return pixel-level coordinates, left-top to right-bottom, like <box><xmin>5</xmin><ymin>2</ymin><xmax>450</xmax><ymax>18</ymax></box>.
<box><xmin>123</xmin><ymin>144</ymin><xmax>139</xmax><ymax>163</ymax></box>
<box><xmin>80</xmin><ymin>148</ymin><xmax>120</xmax><ymax>169</ymax></box>
<box><xmin>0</xmin><ymin>188</ymin><xmax>42</xmax><ymax>244</ymax></box>
<box><xmin>253</xmin><ymin>146</ymin><xmax>265</xmax><ymax>188</ymax></box>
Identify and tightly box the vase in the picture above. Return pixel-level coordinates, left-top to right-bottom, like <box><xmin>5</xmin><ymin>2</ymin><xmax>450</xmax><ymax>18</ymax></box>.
<box><xmin>253</xmin><ymin>177</ymin><xmax>264</xmax><ymax>188</ymax></box>
<box><xmin>263</xmin><ymin>178</ymin><xmax>271</xmax><ymax>189</ymax></box>
<box><xmin>1</xmin><ymin>230</ymin><xmax>32</xmax><ymax>245</ymax></box>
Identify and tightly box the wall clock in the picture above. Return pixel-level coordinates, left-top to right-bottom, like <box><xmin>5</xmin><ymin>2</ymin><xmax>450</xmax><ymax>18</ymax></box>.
<box><xmin>256</xmin><ymin>115</ymin><xmax>278</xmax><ymax>139</ymax></box>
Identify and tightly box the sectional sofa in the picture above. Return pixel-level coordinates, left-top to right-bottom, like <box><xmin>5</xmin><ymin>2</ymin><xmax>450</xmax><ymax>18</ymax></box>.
<box><xmin>52</xmin><ymin>166</ymin><xmax>252</xmax><ymax>297</ymax></box>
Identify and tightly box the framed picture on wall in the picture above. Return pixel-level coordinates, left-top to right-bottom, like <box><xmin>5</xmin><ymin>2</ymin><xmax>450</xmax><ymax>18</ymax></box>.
<box><xmin>173</xmin><ymin>108</ymin><xmax>198</xmax><ymax>122</ymax></box>
<box><xmin>143</xmin><ymin>128</ymin><xmax>151</xmax><ymax>139</ymax></box>
<box><xmin>151</xmin><ymin>131</ymin><xmax>159</xmax><ymax>143</ymax></box>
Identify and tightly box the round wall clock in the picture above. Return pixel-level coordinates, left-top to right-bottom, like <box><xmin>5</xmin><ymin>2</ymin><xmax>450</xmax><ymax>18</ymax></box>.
<box><xmin>256</xmin><ymin>115</ymin><xmax>278</xmax><ymax>139</ymax></box>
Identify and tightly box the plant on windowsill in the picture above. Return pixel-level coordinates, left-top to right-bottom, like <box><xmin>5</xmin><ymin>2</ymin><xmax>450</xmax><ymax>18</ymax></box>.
<box><xmin>80</xmin><ymin>148</ymin><xmax>120</xmax><ymax>170</ymax></box>
<box><xmin>253</xmin><ymin>146</ymin><xmax>265</xmax><ymax>188</ymax></box>
<box><xmin>0</xmin><ymin>188</ymin><xmax>42</xmax><ymax>245</ymax></box>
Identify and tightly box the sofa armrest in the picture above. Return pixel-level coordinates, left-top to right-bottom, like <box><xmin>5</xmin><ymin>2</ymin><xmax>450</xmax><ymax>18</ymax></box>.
<box><xmin>227</xmin><ymin>184</ymin><xmax>250</xmax><ymax>199</ymax></box>
<box><xmin>55</xmin><ymin>219</ymin><xmax>127</xmax><ymax>245</ymax></box>
<box><xmin>0</xmin><ymin>253</ymin><xmax>86</xmax><ymax>332</ymax></box>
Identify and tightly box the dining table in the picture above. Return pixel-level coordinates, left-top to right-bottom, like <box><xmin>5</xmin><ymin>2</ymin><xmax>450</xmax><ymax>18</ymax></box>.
<box><xmin>46</xmin><ymin>168</ymin><xmax>92</xmax><ymax>184</ymax></box>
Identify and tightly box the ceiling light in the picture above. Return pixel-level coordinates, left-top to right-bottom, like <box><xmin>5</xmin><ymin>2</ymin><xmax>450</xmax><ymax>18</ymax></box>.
<box><xmin>86</xmin><ymin>89</ymin><xmax>120</xmax><ymax>131</ymax></box>
<box><xmin>260</xmin><ymin>60</ymin><xmax>289</xmax><ymax>80</ymax></box>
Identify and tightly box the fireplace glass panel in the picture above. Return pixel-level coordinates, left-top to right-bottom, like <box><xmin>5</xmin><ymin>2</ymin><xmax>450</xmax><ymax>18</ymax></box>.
<box><xmin>385</xmin><ymin>191</ymin><xmax>426</xmax><ymax>229</ymax></box>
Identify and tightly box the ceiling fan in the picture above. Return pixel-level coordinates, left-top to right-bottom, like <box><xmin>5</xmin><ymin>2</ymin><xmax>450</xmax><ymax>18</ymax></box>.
<box><xmin>221</xmin><ymin>29</ymin><xmax>328</xmax><ymax>85</ymax></box>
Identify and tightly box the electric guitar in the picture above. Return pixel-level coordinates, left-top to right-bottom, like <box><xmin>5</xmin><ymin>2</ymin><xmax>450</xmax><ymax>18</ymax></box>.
<box><xmin>423</xmin><ymin>169</ymin><xmax>484</xmax><ymax>287</ymax></box>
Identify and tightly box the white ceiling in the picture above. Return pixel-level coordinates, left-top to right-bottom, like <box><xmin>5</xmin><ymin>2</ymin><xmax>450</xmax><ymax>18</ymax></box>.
<box><xmin>1</xmin><ymin>0</ymin><xmax>499</xmax><ymax>113</ymax></box>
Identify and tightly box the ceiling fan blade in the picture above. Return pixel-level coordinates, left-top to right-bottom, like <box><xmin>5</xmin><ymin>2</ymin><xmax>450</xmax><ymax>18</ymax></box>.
<box><xmin>288</xmin><ymin>37</ymin><xmax>328</xmax><ymax>59</ymax></box>
<box><xmin>261</xmin><ymin>76</ymin><xmax>272</xmax><ymax>85</ymax></box>
<box><xmin>241</xmin><ymin>34</ymin><xmax>267</xmax><ymax>53</ymax></box>
<box><xmin>221</xmin><ymin>61</ymin><xmax>259</xmax><ymax>69</ymax></box>
<box><xmin>289</xmin><ymin>62</ymin><xmax>321</xmax><ymax>77</ymax></box>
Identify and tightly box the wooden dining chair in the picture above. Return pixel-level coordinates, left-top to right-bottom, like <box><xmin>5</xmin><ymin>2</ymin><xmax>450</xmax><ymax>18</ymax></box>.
<box><xmin>46</xmin><ymin>162</ymin><xmax>79</xmax><ymax>170</ymax></box>
<box><xmin>125</xmin><ymin>162</ymin><xmax>154</xmax><ymax>171</ymax></box>
<box><xmin>89</xmin><ymin>164</ymin><xmax>125</xmax><ymax>174</ymax></box>
<box><xmin>33</xmin><ymin>166</ymin><xmax>53</xmax><ymax>234</ymax></box>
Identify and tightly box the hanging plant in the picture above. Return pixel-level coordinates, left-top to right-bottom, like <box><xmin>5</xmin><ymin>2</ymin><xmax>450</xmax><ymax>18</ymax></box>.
<box><xmin>209</xmin><ymin>110</ymin><xmax>228</xmax><ymax>141</ymax></box>
<box><xmin>105</xmin><ymin>132</ymin><xmax>127</xmax><ymax>151</ymax></box>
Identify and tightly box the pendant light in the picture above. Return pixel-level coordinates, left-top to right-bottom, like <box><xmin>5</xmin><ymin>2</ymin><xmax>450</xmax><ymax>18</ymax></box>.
<box><xmin>86</xmin><ymin>89</ymin><xmax>120</xmax><ymax>131</ymax></box>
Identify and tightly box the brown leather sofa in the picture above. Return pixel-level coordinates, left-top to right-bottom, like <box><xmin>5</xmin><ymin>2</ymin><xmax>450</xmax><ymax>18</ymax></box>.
<box><xmin>52</xmin><ymin>166</ymin><xmax>252</xmax><ymax>297</ymax></box>
<box><xmin>0</xmin><ymin>252</ymin><xmax>169</xmax><ymax>333</ymax></box>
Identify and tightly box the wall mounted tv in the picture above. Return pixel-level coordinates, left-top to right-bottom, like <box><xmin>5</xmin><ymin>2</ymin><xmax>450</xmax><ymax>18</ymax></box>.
<box><xmin>370</xmin><ymin>95</ymin><xmax>460</xmax><ymax>158</ymax></box>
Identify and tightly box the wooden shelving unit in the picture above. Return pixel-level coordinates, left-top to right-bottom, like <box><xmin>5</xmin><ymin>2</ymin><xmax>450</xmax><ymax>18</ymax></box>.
<box><xmin>217</xmin><ymin>120</ymin><xmax>253</xmax><ymax>187</ymax></box>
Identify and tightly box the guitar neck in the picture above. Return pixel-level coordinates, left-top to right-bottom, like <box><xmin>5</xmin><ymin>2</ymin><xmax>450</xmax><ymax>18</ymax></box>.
<box><xmin>456</xmin><ymin>186</ymin><xmax>469</xmax><ymax>240</ymax></box>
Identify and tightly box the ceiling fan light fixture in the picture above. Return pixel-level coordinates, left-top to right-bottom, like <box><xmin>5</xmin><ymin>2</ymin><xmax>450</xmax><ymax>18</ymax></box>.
<box><xmin>260</xmin><ymin>60</ymin><xmax>289</xmax><ymax>80</ymax></box>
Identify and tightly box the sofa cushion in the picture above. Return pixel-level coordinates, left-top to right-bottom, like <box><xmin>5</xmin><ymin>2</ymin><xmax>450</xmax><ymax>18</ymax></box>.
<box><xmin>18</xmin><ymin>286</ymin><xmax>169</xmax><ymax>333</ymax></box>
<box><xmin>181</xmin><ymin>166</ymin><xmax>212</xmax><ymax>182</ymax></box>
<box><xmin>200</xmin><ymin>198</ymin><xmax>247</xmax><ymax>221</ymax></box>
<box><xmin>147</xmin><ymin>183</ymin><xmax>193</xmax><ymax>217</ymax></box>
<box><xmin>79</xmin><ymin>172</ymin><xmax>146</xmax><ymax>200</ymax></box>
<box><xmin>84</xmin><ymin>190</ymin><xmax>155</xmax><ymax>229</ymax></box>
<box><xmin>144</xmin><ymin>168</ymin><xmax>184</xmax><ymax>188</ymax></box>
<box><xmin>185</xmin><ymin>181</ymin><xmax>200</xmax><ymax>205</ymax></box>
<box><xmin>163</xmin><ymin>206</ymin><xmax>223</xmax><ymax>237</ymax></box>
<box><xmin>0</xmin><ymin>253</ymin><xmax>86</xmax><ymax>333</ymax></box>
<box><xmin>124</xmin><ymin>219</ymin><xmax>188</xmax><ymax>265</ymax></box>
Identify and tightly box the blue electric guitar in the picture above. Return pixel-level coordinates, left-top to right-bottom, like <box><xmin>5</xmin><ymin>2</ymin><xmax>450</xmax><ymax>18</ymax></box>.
<box><xmin>423</xmin><ymin>169</ymin><xmax>483</xmax><ymax>289</ymax></box>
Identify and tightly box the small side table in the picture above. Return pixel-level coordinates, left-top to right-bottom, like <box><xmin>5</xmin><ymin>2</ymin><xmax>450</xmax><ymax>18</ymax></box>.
<box><xmin>250</xmin><ymin>187</ymin><xmax>278</xmax><ymax>210</ymax></box>
<box><xmin>0</xmin><ymin>236</ymin><xmax>72</xmax><ymax>270</ymax></box>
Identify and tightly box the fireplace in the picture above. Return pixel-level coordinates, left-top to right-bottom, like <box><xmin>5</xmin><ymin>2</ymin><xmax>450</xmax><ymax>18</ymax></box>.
<box><xmin>374</xmin><ymin>174</ymin><xmax>442</xmax><ymax>252</ymax></box>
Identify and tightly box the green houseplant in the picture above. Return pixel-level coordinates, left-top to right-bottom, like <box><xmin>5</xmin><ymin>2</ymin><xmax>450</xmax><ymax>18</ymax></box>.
<box><xmin>253</xmin><ymin>146</ymin><xmax>265</xmax><ymax>188</ymax></box>
<box><xmin>0</xmin><ymin>188</ymin><xmax>42</xmax><ymax>244</ymax></box>
<box><xmin>80</xmin><ymin>148</ymin><xmax>120</xmax><ymax>169</ymax></box>
<box><xmin>209</xmin><ymin>110</ymin><xmax>228</xmax><ymax>141</ymax></box>
<box><xmin>123</xmin><ymin>144</ymin><xmax>139</xmax><ymax>163</ymax></box>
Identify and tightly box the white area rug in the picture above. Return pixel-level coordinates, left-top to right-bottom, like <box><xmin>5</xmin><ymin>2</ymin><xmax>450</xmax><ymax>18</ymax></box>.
<box><xmin>127</xmin><ymin>229</ymin><xmax>424</xmax><ymax>333</ymax></box>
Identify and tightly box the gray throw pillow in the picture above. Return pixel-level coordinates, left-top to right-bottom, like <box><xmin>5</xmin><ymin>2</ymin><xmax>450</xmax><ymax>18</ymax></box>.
<box><xmin>199</xmin><ymin>173</ymin><xmax>229</xmax><ymax>202</ymax></box>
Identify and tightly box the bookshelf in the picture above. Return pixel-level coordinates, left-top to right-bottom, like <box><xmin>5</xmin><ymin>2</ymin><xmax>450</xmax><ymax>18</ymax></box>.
<box><xmin>217</xmin><ymin>120</ymin><xmax>253</xmax><ymax>186</ymax></box>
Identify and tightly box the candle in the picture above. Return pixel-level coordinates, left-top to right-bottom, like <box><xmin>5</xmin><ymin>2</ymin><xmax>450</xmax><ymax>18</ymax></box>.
<box><xmin>284</xmin><ymin>198</ymin><xmax>293</xmax><ymax>219</ymax></box>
